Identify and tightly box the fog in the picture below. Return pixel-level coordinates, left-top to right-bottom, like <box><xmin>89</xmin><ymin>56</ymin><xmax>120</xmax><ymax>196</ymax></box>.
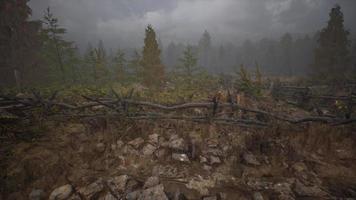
<box><xmin>29</xmin><ymin>0</ymin><xmax>356</xmax><ymax>49</ymax></box>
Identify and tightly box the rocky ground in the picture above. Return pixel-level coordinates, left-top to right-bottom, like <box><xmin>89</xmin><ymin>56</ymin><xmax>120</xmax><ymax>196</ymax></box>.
<box><xmin>1</xmin><ymin>116</ymin><xmax>356</xmax><ymax>199</ymax></box>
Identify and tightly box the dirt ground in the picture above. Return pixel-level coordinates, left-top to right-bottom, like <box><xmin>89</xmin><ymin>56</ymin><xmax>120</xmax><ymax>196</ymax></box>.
<box><xmin>1</xmin><ymin>116</ymin><xmax>356</xmax><ymax>199</ymax></box>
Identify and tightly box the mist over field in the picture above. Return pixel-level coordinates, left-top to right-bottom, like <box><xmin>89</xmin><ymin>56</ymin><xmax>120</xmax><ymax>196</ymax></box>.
<box><xmin>1</xmin><ymin>1</ymin><xmax>356</xmax><ymax>200</ymax></box>
<box><xmin>28</xmin><ymin>0</ymin><xmax>356</xmax><ymax>48</ymax></box>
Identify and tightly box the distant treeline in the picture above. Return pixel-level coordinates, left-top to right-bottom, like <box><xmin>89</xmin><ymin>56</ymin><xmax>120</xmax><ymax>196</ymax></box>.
<box><xmin>1</xmin><ymin>1</ymin><xmax>356</xmax><ymax>88</ymax></box>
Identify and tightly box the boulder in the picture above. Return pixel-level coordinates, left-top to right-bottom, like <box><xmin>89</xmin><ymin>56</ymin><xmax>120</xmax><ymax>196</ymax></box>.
<box><xmin>129</xmin><ymin>138</ymin><xmax>145</xmax><ymax>149</ymax></box>
<box><xmin>242</xmin><ymin>152</ymin><xmax>261</xmax><ymax>166</ymax></box>
<box><xmin>126</xmin><ymin>179</ymin><xmax>141</xmax><ymax>192</ymax></box>
<box><xmin>78</xmin><ymin>179</ymin><xmax>104</xmax><ymax>199</ymax></box>
<box><xmin>210</xmin><ymin>156</ymin><xmax>221</xmax><ymax>165</ymax></box>
<box><xmin>148</xmin><ymin>133</ymin><xmax>159</xmax><ymax>145</ymax></box>
<box><xmin>29</xmin><ymin>189</ymin><xmax>45</xmax><ymax>200</ymax></box>
<box><xmin>126</xmin><ymin>190</ymin><xmax>142</xmax><ymax>200</ymax></box>
<box><xmin>203</xmin><ymin>196</ymin><xmax>218</xmax><ymax>200</ymax></box>
<box><xmin>155</xmin><ymin>149</ymin><xmax>168</xmax><ymax>159</ymax></box>
<box><xmin>96</xmin><ymin>143</ymin><xmax>106</xmax><ymax>153</ymax></box>
<box><xmin>143</xmin><ymin>176</ymin><xmax>160</xmax><ymax>189</ymax></box>
<box><xmin>142</xmin><ymin>144</ymin><xmax>157</xmax><ymax>156</ymax></box>
<box><xmin>138</xmin><ymin>184</ymin><xmax>168</xmax><ymax>200</ymax></box>
<box><xmin>172</xmin><ymin>153</ymin><xmax>190</xmax><ymax>162</ymax></box>
<box><xmin>116</xmin><ymin>140</ymin><xmax>124</xmax><ymax>148</ymax></box>
<box><xmin>253</xmin><ymin>192</ymin><xmax>264</xmax><ymax>200</ymax></box>
<box><xmin>200</xmin><ymin>156</ymin><xmax>208</xmax><ymax>164</ymax></box>
<box><xmin>293</xmin><ymin>181</ymin><xmax>327</xmax><ymax>197</ymax></box>
<box><xmin>49</xmin><ymin>184</ymin><xmax>73</xmax><ymax>200</ymax></box>
<box><xmin>107</xmin><ymin>175</ymin><xmax>129</xmax><ymax>195</ymax></box>
<box><xmin>169</xmin><ymin>135</ymin><xmax>187</xmax><ymax>151</ymax></box>
<box><xmin>100</xmin><ymin>192</ymin><xmax>118</xmax><ymax>200</ymax></box>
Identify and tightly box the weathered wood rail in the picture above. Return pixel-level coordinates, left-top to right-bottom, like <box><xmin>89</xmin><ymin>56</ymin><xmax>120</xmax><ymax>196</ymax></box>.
<box><xmin>1</xmin><ymin>90</ymin><xmax>355</xmax><ymax>131</ymax></box>
<box><xmin>271</xmin><ymin>83</ymin><xmax>356</xmax><ymax>118</ymax></box>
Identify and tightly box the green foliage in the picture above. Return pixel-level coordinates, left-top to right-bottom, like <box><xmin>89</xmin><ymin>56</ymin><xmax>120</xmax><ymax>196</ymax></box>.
<box><xmin>41</xmin><ymin>7</ymin><xmax>78</xmax><ymax>83</ymax></box>
<box><xmin>0</xmin><ymin>0</ymin><xmax>41</xmax><ymax>86</ymax></box>
<box><xmin>280</xmin><ymin>33</ymin><xmax>293</xmax><ymax>75</ymax></box>
<box><xmin>128</xmin><ymin>50</ymin><xmax>142</xmax><ymax>81</ymax></box>
<box><xmin>176</xmin><ymin>45</ymin><xmax>200</xmax><ymax>86</ymax></box>
<box><xmin>83</xmin><ymin>41</ymin><xmax>109</xmax><ymax>82</ymax></box>
<box><xmin>113</xmin><ymin>48</ymin><xmax>126</xmax><ymax>81</ymax></box>
<box><xmin>141</xmin><ymin>25</ymin><xmax>165</xmax><ymax>88</ymax></box>
<box><xmin>234</xmin><ymin>64</ymin><xmax>262</xmax><ymax>97</ymax></box>
<box><xmin>312</xmin><ymin>5</ymin><xmax>351</xmax><ymax>84</ymax></box>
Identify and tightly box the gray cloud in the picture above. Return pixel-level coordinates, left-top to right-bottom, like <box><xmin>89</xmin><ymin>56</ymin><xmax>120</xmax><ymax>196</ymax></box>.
<box><xmin>28</xmin><ymin>0</ymin><xmax>356</xmax><ymax>49</ymax></box>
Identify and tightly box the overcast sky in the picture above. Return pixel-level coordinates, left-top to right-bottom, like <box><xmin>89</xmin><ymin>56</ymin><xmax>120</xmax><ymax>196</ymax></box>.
<box><xmin>28</xmin><ymin>0</ymin><xmax>356</xmax><ymax>49</ymax></box>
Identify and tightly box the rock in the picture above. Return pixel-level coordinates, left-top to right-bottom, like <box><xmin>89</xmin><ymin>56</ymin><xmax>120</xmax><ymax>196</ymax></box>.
<box><xmin>138</xmin><ymin>184</ymin><xmax>168</xmax><ymax>200</ymax></box>
<box><xmin>206</xmin><ymin>139</ymin><xmax>219</xmax><ymax>148</ymax></box>
<box><xmin>200</xmin><ymin>156</ymin><xmax>208</xmax><ymax>164</ymax></box>
<box><xmin>148</xmin><ymin>133</ymin><xmax>159</xmax><ymax>145</ymax></box>
<box><xmin>155</xmin><ymin>149</ymin><xmax>168</xmax><ymax>159</ymax></box>
<box><xmin>100</xmin><ymin>192</ymin><xmax>118</xmax><ymax>200</ymax></box>
<box><xmin>111</xmin><ymin>144</ymin><xmax>117</xmax><ymax>150</ymax></box>
<box><xmin>96</xmin><ymin>143</ymin><xmax>106</xmax><ymax>153</ymax></box>
<box><xmin>186</xmin><ymin>176</ymin><xmax>215</xmax><ymax>196</ymax></box>
<box><xmin>129</xmin><ymin>138</ymin><xmax>145</xmax><ymax>149</ymax></box>
<box><xmin>67</xmin><ymin>194</ymin><xmax>81</xmax><ymax>200</ymax></box>
<box><xmin>203</xmin><ymin>196</ymin><xmax>218</xmax><ymax>200</ymax></box>
<box><xmin>107</xmin><ymin>175</ymin><xmax>129</xmax><ymax>195</ymax></box>
<box><xmin>273</xmin><ymin>182</ymin><xmax>293</xmax><ymax>196</ymax></box>
<box><xmin>293</xmin><ymin>181</ymin><xmax>327</xmax><ymax>197</ymax></box>
<box><xmin>292</xmin><ymin>162</ymin><xmax>307</xmax><ymax>172</ymax></box>
<box><xmin>126</xmin><ymin>179</ymin><xmax>141</xmax><ymax>192</ymax></box>
<box><xmin>172</xmin><ymin>153</ymin><xmax>190</xmax><ymax>162</ymax></box>
<box><xmin>126</xmin><ymin>190</ymin><xmax>142</xmax><ymax>200</ymax></box>
<box><xmin>204</xmin><ymin>148</ymin><xmax>223</xmax><ymax>157</ymax></box>
<box><xmin>152</xmin><ymin>165</ymin><xmax>179</xmax><ymax>178</ymax></box>
<box><xmin>253</xmin><ymin>192</ymin><xmax>264</xmax><ymax>200</ymax></box>
<box><xmin>278</xmin><ymin>194</ymin><xmax>295</xmax><ymax>200</ymax></box>
<box><xmin>116</xmin><ymin>140</ymin><xmax>124</xmax><ymax>148</ymax></box>
<box><xmin>203</xmin><ymin>165</ymin><xmax>212</xmax><ymax>171</ymax></box>
<box><xmin>170</xmin><ymin>191</ymin><xmax>188</xmax><ymax>200</ymax></box>
<box><xmin>78</xmin><ymin>179</ymin><xmax>104</xmax><ymax>199</ymax></box>
<box><xmin>143</xmin><ymin>176</ymin><xmax>160</xmax><ymax>189</ymax></box>
<box><xmin>142</xmin><ymin>144</ymin><xmax>157</xmax><ymax>156</ymax></box>
<box><xmin>242</xmin><ymin>152</ymin><xmax>261</xmax><ymax>166</ymax></box>
<box><xmin>122</xmin><ymin>145</ymin><xmax>140</xmax><ymax>155</ymax></box>
<box><xmin>29</xmin><ymin>189</ymin><xmax>45</xmax><ymax>200</ymax></box>
<box><xmin>210</xmin><ymin>156</ymin><xmax>221</xmax><ymax>165</ymax></box>
<box><xmin>169</xmin><ymin>136</ymin><xmax>187</xmax><ymax>151</ymax></box>
<box><xmin>49</xmin><ymin>184</ymin><xmax>73</xmax><ymax>200</ymax></box>
<box><xmin>92</xmin><ymin>105</ymin><xmax>105</xmax><ymax>111</ymax></box>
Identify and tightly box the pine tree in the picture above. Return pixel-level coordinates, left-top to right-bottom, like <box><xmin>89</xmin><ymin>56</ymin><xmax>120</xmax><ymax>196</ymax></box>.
<box><xmin>178</xmin><ymin>45</ymin><xmax>199</xmax><ymax>84</ymax></box>
<box><xmin>198</xmin><ymin>30</ymin><xmax>212</xmax><ymax>70</ymax></box>
<box><xmin>0</xmin><ymin>0</ymin><xmax>41</xmax><ymax>86</ymax></box>
<box><xmin>128</xmin><ymin>50</ymin><xmax>141</xmax><ymax>79</ymax></box>
<box><xmin>41</xmin><ymin>7</ymin><xmax>74</xmax><ymax>82</ymax></box>
<box><xmin>312</xmin><ymin>5</ymin><xmax>351</xmax><ymax>83</ymax></box>
<box><xmin>280</xmin><ymin>33</ymin><xmax>293</xmax><ymax>75</ymax></box>
<box><xmin>140</xmin><ymin>25</ymin><xmax>165</xmax><ymax>87</ymax></box>
<box><xmin>92</xmin><ymin>40</ymin><xmax>108</xmax><ymax>81</ymax></box>
<box><xmin>113</xmin><ymin>48</ymin><xmax>126</xmax><ymax>81</ymax></box>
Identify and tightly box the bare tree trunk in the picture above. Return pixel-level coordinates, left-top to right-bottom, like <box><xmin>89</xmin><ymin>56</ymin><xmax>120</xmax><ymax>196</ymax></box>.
<box><xmin>14</xmin><ymin>69</ymin><xmax>21</xmax><ymax>90</ymax></box>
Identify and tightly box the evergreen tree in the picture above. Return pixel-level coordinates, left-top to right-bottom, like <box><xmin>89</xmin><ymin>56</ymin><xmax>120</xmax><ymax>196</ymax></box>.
<box><xmin>41</xmin><ymin>7</ymin><xmax>75</xmax><ymax>82</ymax></box>
<box><xmin>128</xmin><ymin>50</ymin><xmax>141</xmax><ymax>77</ymax></box>
<box><xmin>280</xmin><ymin>33</ymin><xmax>293</xmax><ymax>75</ymax></box>
<box><xmin>312</xmin><ymin>5</ymin><xmax>351</xmax><ymax>83</ymax></box>
<box><xmin>178</xmin><ymin>45</ymin><xmax>199</xmax><ymax>83</ymax></box>
<box><xmin>113</xmin><ymin>48</ymin><xmax>126</xmax><ymax>81</ymax></box>
<box><xmin>140</xmin><ymin>25</ymin><xmax>165</xmax><ymax>87</ymax></box>
<box><xmin>92</xmin><ymin>40</ymin><xmax>108</xmax><ymax>81</ymax></box>
<box><xmin>198</xmin><ymin>30</ymin><xmax>212</xmax><ymax>70</ymax></box>
<box><xmin>0</xmin><ymin>0</ymin><xmax>41</xmax><ymax>86</ymax></box>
